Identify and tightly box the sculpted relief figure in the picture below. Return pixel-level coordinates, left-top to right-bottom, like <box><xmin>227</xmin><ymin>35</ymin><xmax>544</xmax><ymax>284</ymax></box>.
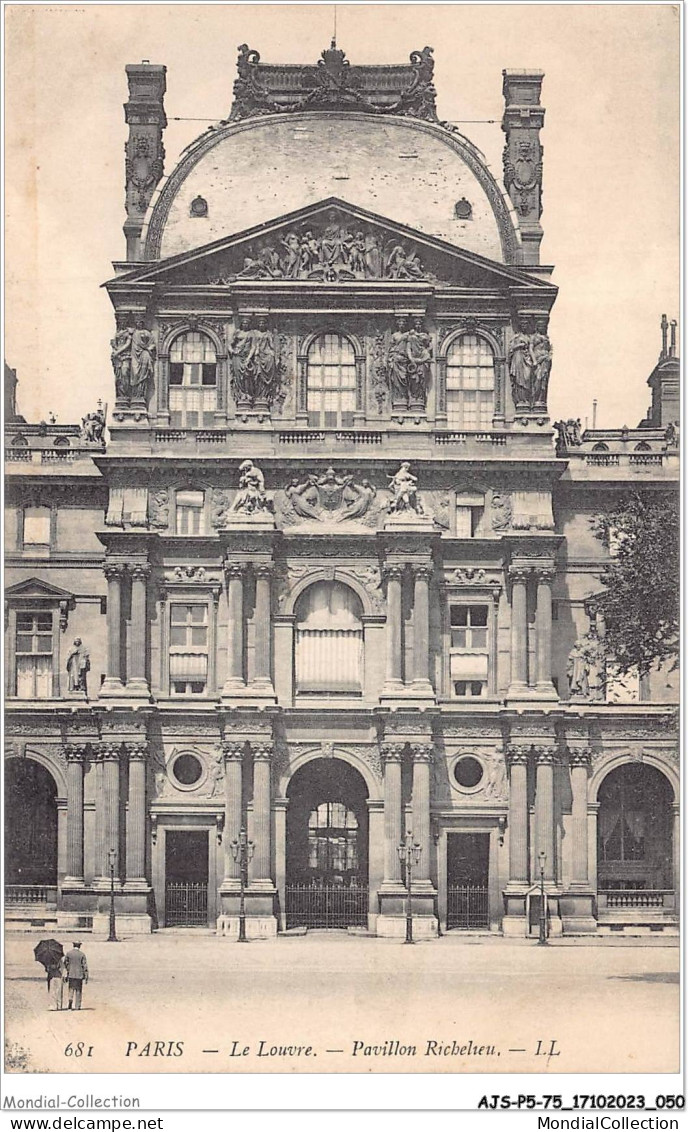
<box><xmin>388</xmin><ymin>461</ymin><xmax>424</xmax><ymax>514</ymax></box>
<box><xmin>567</xmin><ymin>626</ymin><xmax>606</xmax><ymax>702</ymax></box>
<box><xmin>507</xmin><ymin>320</ymin><xmax>553</xmax><ymax>411</ymax></box>
<box><xmin>382</xmin><ymin>316</ymin><xmax>432</xmax><ymax>409</ymax></box>
<box><xmin>554</xmin><ymin>418</ymin><xmax>583</xmax><ymax>452</ymax></box>
<box><xmin>283</xmin><ymin>468</ymin><xmax>377</xmax><ymax>525</ymax></box>
<box><xmin>228</xmin><ymin>316</ymin><xmax>281</xmax><ymax>407</ymax></box>
<box><xmin>406</xmin><ymin>317</ymin><xmax>433</xmax><ymax>406</ymax></box>
<box><xmin>66</xmin><ymin>638</ymin><xmax>90</xmax><ymax>694</ymax></box>
<box><xmin>80</xmin><ymin>405</ymin><xmax>106</xmax><ymax>444</ymax></box>
<box><xmin>231</xmin><ymin>459</ymin><xmax>271</xmax><ymax>515</ymax></box>
<box><xmin>286</xmin><ymin>475</ymin><xmax>322</xmax><ymax>521</ymax></box>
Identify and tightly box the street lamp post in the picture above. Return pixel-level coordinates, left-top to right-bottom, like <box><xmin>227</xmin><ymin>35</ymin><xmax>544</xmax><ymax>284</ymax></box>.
<box><xmin>398</xmin><ymin>831</ymin><xmax>422</xmax><ymax>945</ymax></box>
<box><xmin>107</xmin><ymin>848</ymin><xmax>118</xmax><ymax>942</ymax></box>
<box><xmin>537</xmin><ymin>849</ymin><xmax>548</xmax><ymax>946</ymax></box>
<box><xmin>230</xmin><ymin>827</ymin><xmax>254</xmax><ymax>943</ymax></box>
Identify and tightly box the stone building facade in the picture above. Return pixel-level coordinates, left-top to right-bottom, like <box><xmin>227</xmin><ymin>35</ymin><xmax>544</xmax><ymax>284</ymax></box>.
<box><xmin>5</xmin><ymin>44</ymin><xmax>679</xmax><ymax>938</ymax></box>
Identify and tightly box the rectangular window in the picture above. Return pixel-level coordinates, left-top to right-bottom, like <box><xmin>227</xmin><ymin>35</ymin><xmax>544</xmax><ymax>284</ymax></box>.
<box><xmin>449</xmin><ymin>603</ymin><xmax>489</xmax><ymax>698</ymax></box>
<box><xmin>169</xmin><ymin>602</ymin><xmax>208</xmax><ymax>695</ymax></box>
<box><xmin>23</xmin><ymin>506</ymin><xmax>51</xmax><ymax>547</ymax></box>
<box><xmin>15</xmin><ymin>610</ymin><xmax>53</xmax><ymax>698</ymax></box>
<box><xmin>175</xmin><ymin>490</ymin><xmax>204</xmax><ymax>535</ymax></box>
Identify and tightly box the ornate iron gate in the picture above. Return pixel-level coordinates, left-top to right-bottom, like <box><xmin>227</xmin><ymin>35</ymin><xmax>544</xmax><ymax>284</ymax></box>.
<box><xmin>165</xmin><ymin>881</ymin><xmax>208</xmax><ymax>926</ymax></box>
<box><xmin>446</xmin><ymin>884</ymin><xmax>489</xmax><ymax>930</ymax></box>
<box><xmin>286</xmin><ymin>883</ymin><xmax>368</xmax><ymax>929</ymax></box>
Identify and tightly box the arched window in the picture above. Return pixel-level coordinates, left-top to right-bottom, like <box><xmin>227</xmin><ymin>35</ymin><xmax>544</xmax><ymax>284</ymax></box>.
<box><xmin>169</xmin><ymin>331</ymin><xmax>217</xmax><ymax>428</ymax></box>
<box><xmin>295</xmin><ymin>581</ymin><xmax>363</xmax><ymax>693</ymax></box>
<box><xmin>598</xmin><ymin>763</ymin><xmax>673</xmax><ymax>891</ymax></box>
<box><xmin>307</xmin><ymin>802</ymin><xmax>359</xmax><ymax>878</ymax></box>
<box><xmin>307</xmin><ymin>334</ymin><xmax>357</xmax><ymax>428</ymax></box>
<box><xmin>446</xmin><ymin>334</ymin><xmax>495</xmax><ymax>429</ymax></box>
<box><xmin>592</xmin><ymin>442</ymin><xmax>609</xmax><ymax>452</ymax></box>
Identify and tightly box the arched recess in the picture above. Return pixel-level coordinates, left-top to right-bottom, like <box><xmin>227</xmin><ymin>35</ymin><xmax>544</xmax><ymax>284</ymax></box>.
<box><xmin>592</xmin><ymin>756</ymin><xmax>677</xmax><ymax>896</ymax></box>
<box><xmin>279</xmin><ymin>744</ymin><xmax>382</xmax><ymax>800</ymax></box>
<box><xmin>283</xmin><ymin>568</ymin><xmax>375</xmax><ymax>617</ymax></box>
<box><xmin>4</xmin><ymin>751</ymin><xmax>63</xmax><ymax>887</ymax></box>
<box><xmin>285</xmin><ymin>756</ymin><xmax>370</xmax><ymax>886</ymax></box>
<box><xmin>590</xmin><ymin>751</ymin><xmax>678</xmax><ymax>804</ymax></box>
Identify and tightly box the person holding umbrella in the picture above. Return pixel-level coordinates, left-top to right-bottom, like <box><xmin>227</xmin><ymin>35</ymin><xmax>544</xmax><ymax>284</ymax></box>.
<box><xmin>33</xmin><ymin>939</ymin><xmax>65</xmax><ymax>1011</ymax></box>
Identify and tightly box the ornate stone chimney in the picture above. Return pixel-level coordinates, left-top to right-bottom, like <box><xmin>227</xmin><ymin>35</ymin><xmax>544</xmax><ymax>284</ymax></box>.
<box><xmin>502</xmin><ymin>70</ymin><xmax>545</xmax><ymax>266</ymax></box>
<box><xmin>123</xmin><ymin>62</ymin><xmax>167</xmax><ymax>261</ymax></box>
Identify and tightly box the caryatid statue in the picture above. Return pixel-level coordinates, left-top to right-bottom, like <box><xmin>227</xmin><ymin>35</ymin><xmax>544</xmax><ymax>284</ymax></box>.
<box><xmin>130</xmin><ymin>321</ymin><xmax>157</xmax><ymax>403</ymax></box>
<box><xmin>508</xmin><ymin>319</ymin><xmax>553</xmax><ymax>411</ymax></box>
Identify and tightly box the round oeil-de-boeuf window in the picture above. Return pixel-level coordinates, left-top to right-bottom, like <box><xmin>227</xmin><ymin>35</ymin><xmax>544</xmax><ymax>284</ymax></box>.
<box><xmin>172</xmin><ymin>753</ymin><xmax>204</xmax><ymax>787</ymax></box>
<box><xmin>453</xmin><ymin>755</ymin><xmax>484</xmax><ymax>790</ymax></box>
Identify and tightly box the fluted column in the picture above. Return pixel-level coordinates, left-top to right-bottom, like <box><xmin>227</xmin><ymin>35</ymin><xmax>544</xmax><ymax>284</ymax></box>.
<box><xmin>252</xmin><ymin>564</ymin><xmax>274</xmax><ymax>693</ymax></box>
<box><xmin>534</xmin><ymin>746</ymin><xmax>556</xmax><ymax>883</ymax></box>
<box><xmin>127</xmin><ymin>564</ymin><xmax>150</xmax><ymax>694</ymax></box>
<box><xmin>383</xmin><ymin>565</ymin><xmax>404</xmax><ymax>691</ymax></box>
<box><xmin>223</xmin><ymin>742</ymin><xmax>244</xmax><ymax>883</ymax></box>
<box><xmin>508</xmin><ymin>566</ymin><xmax>529</xmax><ymax>692</ymax></box>
<box><xmin>507</xmin><ymin>746</ymin><xmax>530</xmax><ymax>885</ymax></box>
<box><xmin>64</xmin><ymin>746</ymin><xmax>86</xmax><ymax>884</ymax></box>
<box><xmin>99</xmin><ymin>742</ymin><xmax>122</xmax><ymax>881</ymax></box>
<box><xmin>381</xmin><ymin>743</ymin><xmax>403</xmax><ymax>884</ymax></box>
<box><xmin>101</xmin><ymin>563</ymin><xmax>125</xmax><ymax>695</ymax></box>
<box><xmin>125</xmin><ymin>742</ymin><xmax>147</xmax><ymax>885</ymax></box>
<box><xmin>569</xmin><ymin>749</ymin><xmax>591</xmax><ymax>887</ymax></box>
<box><xmin>535</xmin><ymin>566</ymin><xmax>556</xmax><ymax>694</ymax></box>
<box><xmin>411</xmin><ymin>563</ymin><xmax>433</xmax><ymax>689</ymax></box>
<box><xmin>411</xmin><ymin>743</ymin><xmax>433</xmax><ymax>884</ymax></box>
<box><xmin>223</xmin><ymin>563</ymin><xmax>245</xmax><ymax>692</ymax></box>
<box><xmin>250</xmin><ymin>742</ymin><xmax>272</xmax><ymax>885</ymax></box>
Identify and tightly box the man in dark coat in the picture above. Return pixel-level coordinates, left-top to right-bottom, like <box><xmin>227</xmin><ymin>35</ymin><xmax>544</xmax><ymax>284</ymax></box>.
<box><xmin>64</xmin><ymin>942</ymin><xmax>89</xmax><ymax>1010</ymax></box>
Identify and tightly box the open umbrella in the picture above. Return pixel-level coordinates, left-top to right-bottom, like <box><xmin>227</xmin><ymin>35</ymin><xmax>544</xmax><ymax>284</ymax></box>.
<box><xmin>34</xmin><ymin>939</ymin><xmax>64</xmax><ymax>973</ymax></box>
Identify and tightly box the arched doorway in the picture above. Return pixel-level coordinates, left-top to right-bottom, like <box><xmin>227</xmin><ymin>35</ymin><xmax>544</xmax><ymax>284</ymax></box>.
<box><xmin>597</xmin><ymin>763</ymin><xmax>674</xmax><ymax>903</ymax></box>
<box><xmin>286</xmin><ymin>757</ymin><xmax>369</xmax><ymax>928</ymax></box>
<box><xmin>5</xmin><ymin>758</ymin><xmax>58</xmax><ymax>893</ymax></box>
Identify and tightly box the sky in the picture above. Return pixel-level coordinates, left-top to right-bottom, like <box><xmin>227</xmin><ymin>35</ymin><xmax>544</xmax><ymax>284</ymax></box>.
<box><xmin>4</xmin><ymin>2</ymin><xmax>680</xmax><ymax>429</ymax></box>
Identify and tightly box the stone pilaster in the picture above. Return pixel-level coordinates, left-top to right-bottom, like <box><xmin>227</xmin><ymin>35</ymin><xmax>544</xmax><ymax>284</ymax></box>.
<box><xmin>508</xmin><ymin>565</ymin><xmax>529</xmax><ymax>695</ymax></box>
<box><xmin>411</xmin><ymin>744</ymin><xmax>433</xmax><ymax>885</ymax></box>
<box><xmin>64</xmin><ymin>746</ymin><xmax>86</xmax><ymax>884</ymax></box>
<box><xmin>123</xmin><ymin>63</ymin><xmax>167</xmax><ymax>261</ymax></box>
<box><xmin>534</xmin><ymin>746</ymin><xmax>557</xmax><ymax>883</ymax></box>
<box><xmin>222</xmin><ymin>742</ymin><xmax>244</xmax><ymax>886</ymax></box>
<box><xmin>560</xmin><ymin>748</ymin><xmax>597</xmax><ymax>933</ymax></box>
<box><xmin>502</xmin><ymin>745</ymin><xmax>531</xmax><ymax>936</ymax></box>
<box><xmin>382</xmin><ymin>565</ymin><xmax>404</xmax><ymax>693</ymax></box>
<box><xmin>127</xmin><ymin>564</ymin><xmax>150</xmax><ymax>696</ymax></box>
<box><xmin>410</xmin><ymin>563</ymin><xmax>433</xmax><ymax>696</ymax></box>
<box><xmin>534</xmin><ymin>566</ymin><xmax>557</xmax><ymax>697</ymax></box>
<box><xmin>97</xmin><ymin>742</ymin><xmax>122</xmax><ymax>882</ymax></box>
<box><xmin>252</xmin><ymin>564</ymin><xmax>276</xmax><ymax>699</ymax></box>
<box><xmin>250</xmin><ymin>742</ymin><xmax>272</xmax><ymax>886</ymax></box>
<box><xmin>125</xmin><ymin>742</ymin><xmax>147</xmax><ymax>886</ymax></box>
<box><xmin>100</xmin><ymin>563</ymin><xmax>125</xmax><ymax>696</ymax></box>
<box><xmin>502</xmin><ymin>69</ymin><xmax>545</xmax><ymax>266</ymax></box>
<box><xmin>223</xmin><ymin>563</ymin><xmax>245</xmax><ymax>693</ymax></box>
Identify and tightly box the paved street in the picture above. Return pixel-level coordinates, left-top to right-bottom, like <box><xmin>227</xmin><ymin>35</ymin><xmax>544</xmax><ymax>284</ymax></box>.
<box><xmin>4</xmin><ymin>932</ymin><xmax>678</xmax><ymax>1075</ymax></box>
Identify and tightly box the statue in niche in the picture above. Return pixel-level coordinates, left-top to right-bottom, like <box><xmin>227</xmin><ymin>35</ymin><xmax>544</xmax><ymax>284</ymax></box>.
<box><xmin>406</xmin><ymin>317</ymin><xmax>433</xmax><ymax>405</ymax></box>
<box><xmin>231</xmin><ymin>459</ymin><xmax>271</xmax><ymax>515</ymax></box>
<box><xmin>490</xmin><ymin>492</ymin><xmax>512</xmax><ymax>531</ymax></box>
<box><xmin>228</xmin><ymin>316</ymin><xmax>256</xmax><ymax>403</ymax></box>
<box><xmin>567</xmin><ymin>626</ymin><xmax>606</xmax><ymax>702</ymax></box>
<box><xmin>529</xmin><ymin>320</ymin><xmax>553</xmax><ymax>406</ymax></box>
<box><xmin>130</xmin><ymin>321</ymin><xmax>157</xmax><ymax>403</ymax></box>
<box><xmin>111</xmin><ymin>328</ymin><xmax>133</xmax><ymax>400</ymax></box>
<box><xmin>387</xmin><ymin>461</ymin><xmax>424</xmax><ymax>514</ymax></box>
<box><xmin>385</xmin><ymin>315</ymin><xmax>412</xmax><ymax>406</ymax></box>
<box><xmin>507</xmin><ymin>327</ymin><xmax>532</xmax><ymax>409</ymax></box>
<box><xmin>508</xmin><ymin>320</ymin><xmax>553</xmax><ymax>410</ymax></box>
<box><xmin>66</xmin><ymin>638</ymin><xmax>90</xmax><ymax>694</ymax></box>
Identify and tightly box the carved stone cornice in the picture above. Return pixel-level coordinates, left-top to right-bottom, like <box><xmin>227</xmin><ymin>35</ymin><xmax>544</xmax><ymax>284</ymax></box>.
<box><xmin>507</xmin><ymin>745</ymin><xmax>531</xmax><ymax>766</ymax></box>
<box><xmin>94</xmin><ymin>742</ymin><xmax>122</xmax><ymax>763</ymax></box>
<box><xmin>568</xmin><ymin>748</ymin><xmax>592</xmax><ymax>769</ymax></box>
<box><xmin>380</xmin><ymin>742</ymin><xmax>404</xmax><ymax>764</ymax></box>
<box><xmin>125</xmin><ymin>741</ymin><xmax>148</xmax><ymax>761</ymax></box>
<box><xmin>222</xmin><ymin>741</ymin><xmax>246</xmax><ymax>763</ymax></box>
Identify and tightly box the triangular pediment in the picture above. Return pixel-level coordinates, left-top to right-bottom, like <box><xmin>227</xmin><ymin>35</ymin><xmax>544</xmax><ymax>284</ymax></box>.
<box><xmin>6</xmin><ymin>577</ymin><xmax>74</xmax><ymax>602</ymax></box>
<box><xmin>108</xmin><ymin>198</ymin><xmax>555</xmax><ymax>292</ymax></box>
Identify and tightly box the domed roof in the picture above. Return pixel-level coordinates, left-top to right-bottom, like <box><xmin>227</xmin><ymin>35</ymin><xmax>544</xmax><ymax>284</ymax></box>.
<box><xmin>141</xmin><ymin>44</ymin><xmax>520</xmax><ymax>265</ymax></box>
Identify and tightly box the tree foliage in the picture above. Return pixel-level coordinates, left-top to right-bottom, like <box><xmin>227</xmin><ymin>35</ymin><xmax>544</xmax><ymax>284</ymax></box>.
<box><xmin>590</xmin><ymin>492</ymin><xmax>679</xmax><ymax>677</ymax></box>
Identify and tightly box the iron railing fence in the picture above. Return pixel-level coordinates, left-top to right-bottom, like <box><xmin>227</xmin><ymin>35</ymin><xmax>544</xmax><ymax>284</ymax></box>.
<box><xmin>285</xmin><ymin>883</ymin><xmax>368</xmax><ymax>929</ymax></box>
<box><xmin>165</xmin><ymin>881</ymin><xmax>208</xmax><ymax>926</ymax></box>
<box><xmin>446</xmin><ymin>884</ymin><xmax>489</xmax><ymax>930</ymax></box>
<box><xmin>5</xmin><ymin>885</ymin><xmax>58</xmax><ymax>906</ymax></box>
